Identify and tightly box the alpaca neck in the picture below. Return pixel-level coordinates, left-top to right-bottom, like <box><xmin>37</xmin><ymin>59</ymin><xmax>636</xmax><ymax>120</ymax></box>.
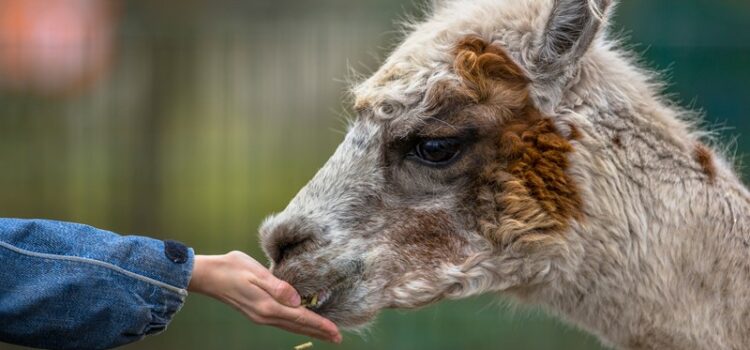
<box><xmin>565</xmin><ymin>179</ymin><xmax>750</xmax><ymax>350</ymax></box>
<box><xmin>549</xmin><ymin>54</ymin><xmax>750</xmax><ymax>348</ymax></box>
<box><xmin>534</xmin><ymin>45</ymin><xmax>750</xmax><ymax>349</ymax></box>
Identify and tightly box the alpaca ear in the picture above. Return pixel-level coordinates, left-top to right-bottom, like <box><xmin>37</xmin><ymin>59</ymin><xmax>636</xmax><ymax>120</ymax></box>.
<box><xmin>535</xmin><ymin>0</ymin><xmax>613</xmax><ymax>77</ymax></box>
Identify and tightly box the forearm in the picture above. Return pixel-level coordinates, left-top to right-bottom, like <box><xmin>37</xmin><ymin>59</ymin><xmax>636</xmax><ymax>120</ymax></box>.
<box><xmin>0</xmin><ymin>218</ymin><xmax>194</xmax><ymax>350</ymax></box>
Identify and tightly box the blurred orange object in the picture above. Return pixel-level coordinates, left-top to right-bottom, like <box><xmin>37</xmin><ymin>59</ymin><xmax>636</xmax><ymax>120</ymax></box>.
<box><xmin>0</xmin><ymin>0</ymin><xmax>118</xmax><ymax>95</ymax></box>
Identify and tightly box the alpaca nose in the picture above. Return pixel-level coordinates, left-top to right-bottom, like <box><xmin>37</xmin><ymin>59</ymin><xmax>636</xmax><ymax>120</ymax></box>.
<box><xmin>260</xmin><ymin>216</ymin><xmax>322</xmax><ymax>265</ymax></box>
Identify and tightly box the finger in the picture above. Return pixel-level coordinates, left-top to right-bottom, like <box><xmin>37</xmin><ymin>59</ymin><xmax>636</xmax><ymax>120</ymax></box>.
<box><xmin>231</xmin><ymin>274</ymin><xmax>337</xmax><ymax>338</ymax></box>
<box><xmin>232</xmin><ymin>284</ymin><xmax>335</xmax><ymax>336</ymax></box>
<box><xmin>266</xmin><ymin>318</ymin><xmax>342</xmax><ymax>343</ymax></box>
<box><xmin>236</xmin><ymin>304</ymin><xmax>336</xmax><ymax>343</ymax></box>
<box><xmin>253</xmin><ymin>300</ymin><xmax>340</xmax><ymax>339</ymax></box>
<box><xmin>248</xmin><ymin>270</ymin><xmax>301</xmax><ymax>307</ymax></box>
<box><xmin>268</xmin><ymin>305</ymin><xmax>340</xmax><ymax>337</ymax></box>
<box><xmin>271</xmin><ymin>319</ymin><xmax>337</xmax><ymax>342</ymax></box>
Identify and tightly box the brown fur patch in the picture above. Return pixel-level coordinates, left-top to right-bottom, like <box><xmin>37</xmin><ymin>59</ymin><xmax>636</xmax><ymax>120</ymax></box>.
<box><xmin>387</xmin><ymin>209</ymin><xmax>466</xmax><ymax>266</ymax></box>
<box><xmin>453</xmin><ymin>36</ymin><xmax>582</xmax><ymax>245</ymax></box>
<box><xmin>499</xmin><ymin>114</ymin><xmax>582</xmax><ymax>222</ymax></box>
<box><xmin>382</xmin><ymin>209</ymin><xmax>468</xmax><ymax>309</ymax></box>
<box><xmin>694</xmin><ymin>143</ymin><xmax>716</xmax><ymax>182</ymax></box>
<box><xmin>612</xmin><ymin>134</ymin><xmax>623</xmax><ymax>148</ymax></box>
<box><xmin>454</xmin><ymin>36</ymin><xmax>530</xmax><ymax>104</ymax></box>
<box><xmin>567</xmin><ymin>122</ymin><xmax>582</xmax><ymax>141</ymax></box>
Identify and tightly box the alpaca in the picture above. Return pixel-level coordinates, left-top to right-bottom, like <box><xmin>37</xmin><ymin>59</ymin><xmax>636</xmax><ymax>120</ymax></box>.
<box><xmin>259</xmin><ymin>1</ymin><xmax>750</xmax><ymax>349</ymax></box>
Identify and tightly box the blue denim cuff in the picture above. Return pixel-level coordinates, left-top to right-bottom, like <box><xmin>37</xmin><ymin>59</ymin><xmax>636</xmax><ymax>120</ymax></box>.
<box><xmin>1</xmin><ymin>219</ymin><xmax>194</xmax><ymax>292</ymax></box>
<box><xmin>0</xmin><ymin>218</ymin><xmax>195</xmax><ymax>349</ymax></box>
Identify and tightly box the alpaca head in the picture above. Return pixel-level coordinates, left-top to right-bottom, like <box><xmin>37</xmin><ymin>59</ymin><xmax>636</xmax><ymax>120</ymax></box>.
<box><xmin>260</xmin><ymin>0</ymin><xmax>613</xmax><ymax>328</ymax></box>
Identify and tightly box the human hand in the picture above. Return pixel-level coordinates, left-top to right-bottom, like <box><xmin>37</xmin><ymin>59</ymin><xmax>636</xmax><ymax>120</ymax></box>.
<box><xmin>187</xmin><ymin>251</ymin><xmax>342</xmax><ymax>343</ymax></box>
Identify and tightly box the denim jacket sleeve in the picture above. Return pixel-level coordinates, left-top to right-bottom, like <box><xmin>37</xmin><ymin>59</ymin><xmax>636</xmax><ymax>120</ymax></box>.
<box><xmin>0</xmin><ymin>218</ymin><xmax>194</xmax><ymax>350</ymax></box>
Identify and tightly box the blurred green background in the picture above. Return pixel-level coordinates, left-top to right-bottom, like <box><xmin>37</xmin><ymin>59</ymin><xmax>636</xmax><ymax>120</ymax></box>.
<box><xmin>0</xmin><ymin>0</ymin><xmax>748</xmax><ymax>349</ymax></box>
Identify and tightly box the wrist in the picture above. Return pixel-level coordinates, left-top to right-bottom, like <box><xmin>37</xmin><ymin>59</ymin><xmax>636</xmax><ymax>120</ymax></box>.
<box><xmin>188</xmin><ymin>255</ymin><xmax>218</xmax><ymax>295</ymax></box>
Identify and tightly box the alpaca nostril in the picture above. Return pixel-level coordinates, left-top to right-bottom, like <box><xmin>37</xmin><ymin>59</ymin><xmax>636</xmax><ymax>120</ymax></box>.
<box><xmin>275</xmin><ymin>236</ymin><xmax>312</xmax><ymax>265</ymax></box>
<box><xmin>261</xmin><ymin>215</ymin><xmax>327</xmax><ymax>266</ymax></box>
<box><xmin>261</xmin><ymin>216</ymin><xmax>326</xmax><ymax>265</ymax></box>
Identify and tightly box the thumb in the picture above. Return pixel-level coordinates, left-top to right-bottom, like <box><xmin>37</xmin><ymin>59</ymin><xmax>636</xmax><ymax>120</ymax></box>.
<box><xmin>256</xmin><ymin>274</ymin><xmax>301</xmax><ymax>307</ymax></box>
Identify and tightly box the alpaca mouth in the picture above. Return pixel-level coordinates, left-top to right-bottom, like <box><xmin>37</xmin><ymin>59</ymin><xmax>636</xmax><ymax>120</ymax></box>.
<box><xmin>298</xmin><ymin>266</ymin><xmax>361</xmax><ymax>312</ymax></box>
<box><xmin>290</xmin><ymin>259</ymin><xmax>365</xmax><ymax>313</ymax></box>
<box><xmin>301</xmin><ymin>289</ymin><xmax>332</xmax><ymax>310</ymax></box>
<box><xmin>301</xmin><ymin>279</ymin><xmax>349</xmax><ymax>312</ymax></box>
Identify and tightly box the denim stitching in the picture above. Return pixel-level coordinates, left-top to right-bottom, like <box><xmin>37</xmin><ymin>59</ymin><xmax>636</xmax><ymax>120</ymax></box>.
<box><xmin>0</xmin><ymin>240</ymin><xmax>187</xmax><ymax>296</ymax></box>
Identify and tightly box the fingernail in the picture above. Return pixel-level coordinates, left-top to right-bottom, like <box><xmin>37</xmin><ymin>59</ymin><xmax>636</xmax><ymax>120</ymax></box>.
<box><xmin>333</xmin><ymin>334</ymin><xmax>342</xmax><ymax>343</ymax></box>
<box><xmin>290</xmin><ymin>293</ymin><xmax>301</xmax><ymax>306</ymax></box>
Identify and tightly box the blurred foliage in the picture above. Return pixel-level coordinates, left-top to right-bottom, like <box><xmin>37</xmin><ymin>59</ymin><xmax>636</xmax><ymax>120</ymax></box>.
<box><xmin>0</xmin><ymin>0</ymin><xmax>748</xmax><ymax>349</ymax></box>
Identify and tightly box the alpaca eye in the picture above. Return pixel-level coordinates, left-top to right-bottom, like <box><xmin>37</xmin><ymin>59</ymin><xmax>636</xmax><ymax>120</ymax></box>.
<box><xmin>413</xmin><ymin>138</ymin><xmax>462</xmax><ymax>165</ymax></box>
